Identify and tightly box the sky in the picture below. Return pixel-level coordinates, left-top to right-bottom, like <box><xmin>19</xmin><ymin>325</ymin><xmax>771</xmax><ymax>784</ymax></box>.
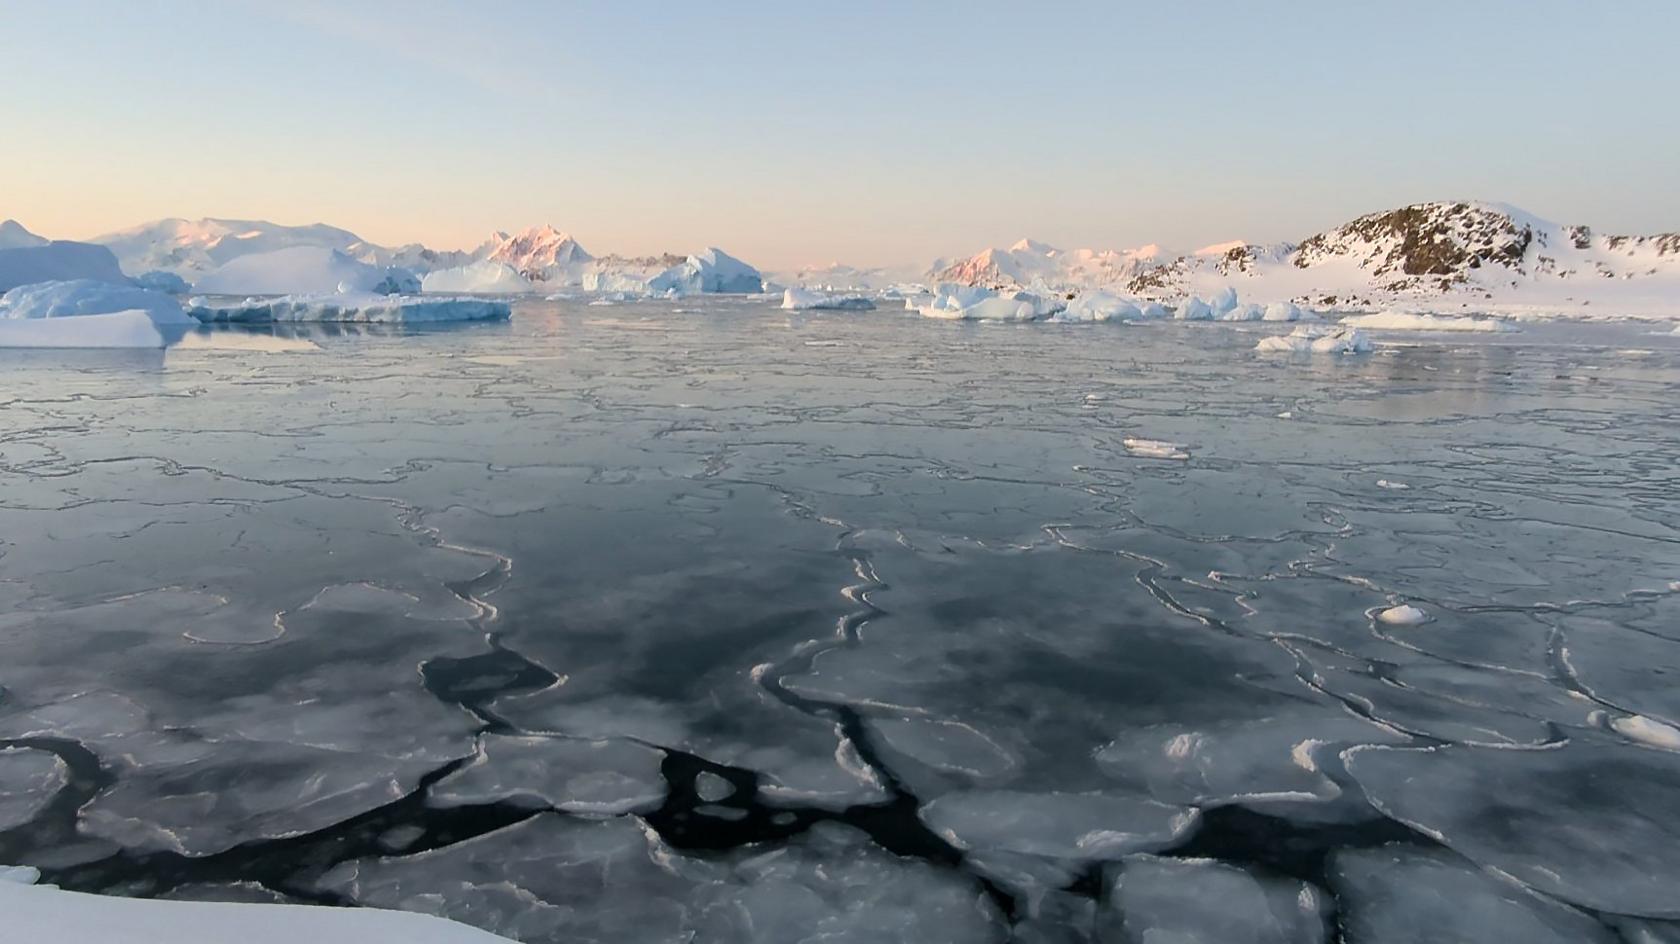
<box><xmin>2</xmin><ymin>0</ymin><xmax>1678</xmax><ymax>269</ymax></box>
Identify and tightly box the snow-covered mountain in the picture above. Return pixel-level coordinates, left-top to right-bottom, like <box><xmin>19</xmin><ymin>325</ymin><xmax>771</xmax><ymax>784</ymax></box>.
<box><xmin>0</xmin><ymin>220</ymin><xmax>49</xmax><ymax>250</ymax></box>
<box><xmin>476</xmin><ymin>225</ymin><xmax>593</xmax><ymax>283</ymax></box>
<box><xmin>932</xmin><ymin>202</ymin><xmax>1680</xmax><ymax>316</ymax></box>
<box><xmin>92</xmin><ymin>218</ymin><xmax>384</xmax><ymax>280</ymax></box>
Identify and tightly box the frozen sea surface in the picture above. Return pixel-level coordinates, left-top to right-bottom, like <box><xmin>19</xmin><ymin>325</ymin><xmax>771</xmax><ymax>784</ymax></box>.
<box><xmin>2</xmin><ymin>299</ymin><xmax>1680</xmax><ymax>941</ymax></box>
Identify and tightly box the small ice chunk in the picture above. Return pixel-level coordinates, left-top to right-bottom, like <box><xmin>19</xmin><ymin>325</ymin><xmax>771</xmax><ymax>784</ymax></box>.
<box><xmin>694</xmin><ymin>772</ymin><xmax>736</xmax><ymax>802</ymax></box>
<box><xmin>1122</xmin><ymin>437</ymin><xmax>1189</xmax><ymax>460</ymax></box>
<box><xmin>1612</xmin><ymin>715</ymin><xmax>1680</xmax><ymax>750</ymax></box>
<box><xmin>428</xmin><ymin>735</ymin><xmax>667</xmax><ymax>816</ymax></box>
<box><xmin>1255</xmin><ymin>324</ymin><xmax>1372</xmax><ymax>354</ymax></box>
<box><xmin>1219</xmin><ymin>302</ymin><xmax>1267</xmax><ymax>321</ymax></box>
<box><xmin>1</xmin><ymin>865</ymin><xmax>41</xmax><ymax>885</ymax></box>
<box><xmin>1104</xmin><ymin>855</ymin><xmax>1330</xmax><ymax>944</ymax></box>
<box><xmin>919</xmin><ymin>790</ymin><xmax>1197</xmax><ymax>863</ymax></box>
<box><xmin>1376</xmin><ymin>604</ymin><xmax>1429</xmax><ymax>626</ymax></box>
<box><xmin>1376</xmin><ymin>479</ymin><xmax>1411</xmax><ymax>490</ymax></box>
<box><xmin>0</xmin><ymin>747</ymin><xmax>69</xmax><ymax>832</ymax></box>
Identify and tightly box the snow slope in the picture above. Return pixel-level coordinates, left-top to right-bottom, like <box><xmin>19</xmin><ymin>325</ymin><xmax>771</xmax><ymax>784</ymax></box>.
<box><xmin>93</xmin><ymin>218</ymin><xmax>384</xmax><ymax>281</ymax></box>
<box><xmin>0</xmin><ymin>874</ymin><xmax>513</xmax><ymax>944</ymax></box>
<box><xmin>0</xmin><ymin>242</ymin><xmax>130</xmax><ymax>293</ymax></box>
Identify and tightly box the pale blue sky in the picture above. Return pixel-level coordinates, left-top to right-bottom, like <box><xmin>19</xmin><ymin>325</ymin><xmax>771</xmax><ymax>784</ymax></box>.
<box><xmin>3</xmin><ymin>0</ymin><xmax>1676</xmax><ymax>268</ymax></box>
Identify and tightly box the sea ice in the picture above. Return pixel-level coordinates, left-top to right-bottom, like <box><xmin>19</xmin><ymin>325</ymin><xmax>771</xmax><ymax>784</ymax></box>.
<box><xmin>0</xmin><ymin>747</ymin><xmax>68</xmax><ymax>832</ymax></box>
<box><xmin>1122</xmin><ymin>437</ymin><xmax>1189</xmax><ymax>460</ymax></box>
<box><xmin>420</xmin><ymin>260</ymin><xmax>534</xmax><ymax>294</ymax></box>
<box><xmin>0</xmin><ymin>240</ymin><xmax>128</xmax><ymax>292</ymax></box>
<box><xmin>1344</xmin><ymin>740</ymin><xmax>1680</xmax><ymax>916</ymax></box>
<box><xmin>781</xmin><ymin>287</ymin><xmax>876</xmax><ymax>310</ymax></box>
<box><xmin>1330</xmin><ymin>845</ymin><xmax>1618</xmax><ymax>944</ymax></box>
<box><xmin>193</xmin><ymin>246</ymin><xmax>413</xmax><ymax>296</ymax></box>
<box><xmin>919</xmin><ymin>790</ymin><xmax>1198</xmax><ymax>863</ymax></box>
<box><xmin>1611</xmin><ymin>714</ymin><xmax>1680</xmax><ymax>750</ymax></box>
<box><xmin>1102</xmin><ymin>855</ymin><xmax>1330</xmax><ymax>944</ymax></box>
<box><xmin>1341</xmin><ymin>311</ymin><xmax>1518</xmax><ymax>333</ymax></box>
<box><xmin>1255</xmin><ymin>325</ymin><xmax>1373</xmax><ymax>354</ymax></box>
<box><xmin>187</xmin><ymin>294</ymin><xmax>511</xmax><ymax>324</ymax></box>
<box><xmin>427</xmin><ymin>735</ymin><xmax>668</xmax><ymax>816</ymax></box>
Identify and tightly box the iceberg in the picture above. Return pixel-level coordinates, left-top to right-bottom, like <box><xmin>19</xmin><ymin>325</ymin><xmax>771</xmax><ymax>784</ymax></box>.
<box><xmin>0</xmin><ymin>279</ymin><xmax>194</xmax><ymax>349</ymax></box>
<box><xmin>1342</xmin><ymin>311</ymin><xmax>1518</xmax><ymax>332</ymax></box>
<box><xmin>0</xmin><ymin>241</ymin><xmax>129</xmax><ymax>292</ymax></box>
<box><xmin>1218</xmin><ymin>303</ymin><xmax>1267</xmax><ymax>321</ymax></box>
<box><xmin>132</xmin><ymin>270</ymin><xmax>191</xmax><ymax>295</ymax></box>
<box><xmin>1262</xmin><ymin>302</ymin><xmax>1315</xmax><ymax>322</ymax></box>
<box><xmin>781</xmin><ymin>287</ymin><xmax>876</xmax><ymax>311</ymax></box>
<box><xmin>186</xmin><ymin>293</ymin><xmax>512</xmax><ymax>324</ymax></box>
<box><xmin>1055</xmin><ymin>290</ymin><xmax>1143</xmax><ymax>322</ymax></box>
<box><xmin>420</xmin><ymin>260</ymin><xmax>534</xmax><ymax>294</ymax></box>
<box><xmin>1</xmin><ymin>279</ymin><xmax>191</xmax><ymax>323</ymax></box>
<box><xmin>0</xmin><ymin>219</ymin><xmax>48</xmax><ymax>250</ymax></box>
<box><xmin>648</xmin><ymin>247</ymin><xmax>763</xmax><ymax>294</ymax></box>
<box><xmin>1139</xmin><ymin>301</ymin><xmax>1170</xmax><ymax>319</ymax></box>
<box><xmin>916</xmin><ymin>285</ymin><xmax>1064</xmax><ymax>321</ymax></box>
<box><xmin>193</xmin><ymin>247</ymin><xmax>416</xmax><ymax>296</ymax></box>
<box><xmin>1210</xmin><ymin>286</ymin><xmax>1240</xmax><ymax>314</ymax></box>
<box><xmin>1255</xmin><ymin>324</ymin><xmax>1373</xmax><ymax>354</ymax></box>
<box><xmin>1175</xmin><ymin>296</ymin><xmax>1214</xmax><ymax>320</ymax></box>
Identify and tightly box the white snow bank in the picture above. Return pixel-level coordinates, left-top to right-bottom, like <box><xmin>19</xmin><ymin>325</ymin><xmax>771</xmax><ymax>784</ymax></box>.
<box><xmin>194</xmin><ymin>247</ymin><xmax>418</xmax><ymax>296</ymax></box>
<box><xmin>0</xmin><ymin>310</ymin><xmax>175</xmax><ymax>348</ymax></box>
<box><xmin>187</xmin><ymin>294</ymin><xmax>512</xmax><ymax>324</ymax></box>
<box><xmin>1255</xmin><ymin>324</ymin><xmax>1373</xmax><ymax>354</ymax></box>
<box><xmin>132</xmin><ymin>270</ymin><xmax>191</xmax><ymax>295</ymax></box>
<box><xmin>917</xmin><ymin>286</ymin><xmax>1064</xmax><ymax>322</ymax></box>
<box><xmin>1342</xmin><ymin>311</ymin><xmax>1518</xmax><ymax>333</ymax></box>
<box><xmin>0</xmin><ymin>877</ymin><xmax>514</xmax><ymax>944</ymax></box>
<box><xmin>649</xmin><ymin>247</ymin><xmax>763</xmax><ymax>294</ymax></box>
<box><xmin>1054</xmin><ymin>291</ymin><xmax>1142</xmax><ymax>322</ymax></box>
<box><xmin>0</xmin><ymin>279</ymin><xmax>192</xmax><ymax>324</ymax></box>
<box><xmin>781</xmin><ymin>287</ymin><xmax>876</xmax><ymax>311</ymax></box>
<box><xmin>0</xmin><ymin>241</ymin><xmax>128</xmax><ymax>293</ymax></box>
<box><xmin>421</xmin><ymin>260</ymin><xmax>533</xmax><ymax>294</ymax></box>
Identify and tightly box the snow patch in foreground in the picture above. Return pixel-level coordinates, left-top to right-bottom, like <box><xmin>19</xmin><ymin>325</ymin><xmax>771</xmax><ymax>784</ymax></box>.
<box><xmin>1255</xmin><ymin>325</ymin><xmax>1373</xmax><ymax>354</ymax></box>
<box><xmin>1342</xmin><ymin>311</ymin><xmax>1518</xmax><ymax>333</ymax></box>
<box><xmin>0</xmin><ymin>878</ymin><xmax>514</xmax><ymax>943</ymax></box>
<box><xmin>781</xmin><ymin>287</ymin><xmax>875</xmax><ymax>311</ymax></box>
<box><xmin>187</xmin><ymin>294</ymin><xmax>512</xmax><ymax>324</ymax></box>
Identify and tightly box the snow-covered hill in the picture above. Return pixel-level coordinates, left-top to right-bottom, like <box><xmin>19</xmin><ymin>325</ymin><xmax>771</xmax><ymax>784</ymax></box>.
<box><xmin>92</xmin><ymin>218</ymin><xmax>383</xmax><ymax>280</ymax></box>
<box><xmin>476</xmin><ymin>225</ymin><xmax>593</xmax><ymax>283</ymax></box>
<box><xmin>931</xmin><ymin>202</ymin><xmax>1680</xmax><ymax>318</ymax></box>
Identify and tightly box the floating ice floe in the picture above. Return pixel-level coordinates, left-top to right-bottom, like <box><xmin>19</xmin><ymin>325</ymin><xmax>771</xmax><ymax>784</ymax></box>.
<box><xmin>1342</xmin><ymin>311</ymin><xmax>1518</xmax><ymax>332</ymax></box>
<box><xmin>1218</xmin><ymin>302</ymin><xmax>1268</xmax><ymax>321</ymax></box>
<box><xmin>1255</xmin><ymin>325</ymin><xmax>1373</xmax><ymax>354</ymax></box>
<box><xmin>194</xmin><ymin>246</ymin><xmax>418</xmax><ymax>296</ymax></box>
<box><xmin>0</xmin><ymin>877</ymin><xmax>515</xmax><ymax>944</ymax></box>
<box><xmin>920</xmin><ymin>790</ymin><xmax>1198</xmax><ymax>863</ymax></box>
<box><xmin>1053</xmin><ymin>290</ymin><xmax>1143</xmax><ymax>322</ymax></box>
<box><xmin>781</xmin><ymin>287</ymin><xmax>876</xmax><ymax>311</ymax></box>
<box><xmin>420</xmin><ymin>260</ymin><xmax>534</xmax><ymax>294</ymax></box>
<box><xmin>1376</xmin><ymin>479</ymin><xmax>1411</xmax><ymax>490</ymax></box>
<box><xmin>1610</xmin><ymin>714</ymin><xmax>1680</xmax><ymax>750</ymax></box>
<box><xmin>1122</xmin><ymin>437</ymin><xmax>1190</xmax><ymax>460</ymax></box>
<box><xmin>0</xmin><ymin>240</ymin><xmax>128</xmax><ymax>292</ymax></box>
<box><xmin>187</xmin><ymin>293</ymin><xmax>512</xmax><ymax>324</ymax></box>
<box><xmin>1104</xmin><ymin>855</ymin><xmax>1331</xmax><ymax>944</ymax></box>
<box><xmin>917</xmin><ymin>285</ymin><xmax>1064</xmax><ymax>321</ymax></box>
<box><xmin>428</xmin><ymin>735</ymin><xmax>668</xmax><ymax>816</ymax></box>
<box><xmin>1330</xmin><ymin>846</ymin><xmax>1618</xmax><ymax>944</ymax></box>
<box><xmin>0</xmin><ymin>279</ymin><xmax>195</xmax><ymax>348</ymax></box>
<box><xmin>1343</xmin><ymin>741</ymin><xmax>1680</xmax><ymax>917</ymax></box>
<box><xmin>0</xmin><ymin>748</ymin><xmax>67</xmax><ymax>832</ymax></box>
<box><xmin>1376</xmin><ymin>604</ymin><xmax>1429</xmax><ymax>625</ymax></box>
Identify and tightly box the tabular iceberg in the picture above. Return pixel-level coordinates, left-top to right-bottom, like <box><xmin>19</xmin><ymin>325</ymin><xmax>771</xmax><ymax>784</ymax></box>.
<box><xmin>0</xmin><ymin>279</ymin><xmax>195</xmax><ymax>349</ymax></box>
<box><xmin>187</xmin><ymin>294</ymin><xmax>513</xmax><ymax>324</ymax></box>
<box><xmin>782</xmin><ymin>287</ymin><xmax>876</xmax><ymax>311</ymax></box>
